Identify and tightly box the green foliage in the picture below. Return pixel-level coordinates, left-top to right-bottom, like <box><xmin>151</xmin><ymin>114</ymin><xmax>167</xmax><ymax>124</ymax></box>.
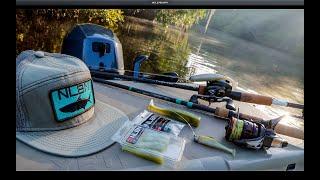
<box><xmin>123</xmin><ymin>9</ymin><xmax>159</xmax><ymax>20</ymax></box>
<box><xmin>18</xmin><ymin>9</ymin><xmax>124</xmax><ymax>30</ymax></box>
<box><xmin>155</xmin><ymin>10</ymin><xmax>207</xmax><ymax>31</ymax></box>
<box><xmin>80</xmin><ymin>9</ymin><xmax>124</xmax><ymax>29</ymax></box>
<box><xmin>16</xmin><ymin>9</ymin><xmax>124</xmax><ymax>55</ymax></box>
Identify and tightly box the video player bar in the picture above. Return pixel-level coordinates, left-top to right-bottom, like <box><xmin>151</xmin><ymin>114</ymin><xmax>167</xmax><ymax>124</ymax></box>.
<box><xmin>16</xmin><ymin>0</ymin><xmax>304</xmax><ymax>6</ymax></box>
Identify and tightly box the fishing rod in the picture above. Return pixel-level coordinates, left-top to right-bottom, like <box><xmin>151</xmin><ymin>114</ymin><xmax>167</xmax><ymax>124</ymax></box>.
<box><xmin>89</xmin><ymin>65</ymin><xmax>185</xmax><ymax>83</ymax></box>
<box><xmin>90</xmin><ymin>70</ymin><xmax>304</xmax><ymax>113</ymax></box>
<box><xmin>92</xmin><ymin>77</ymin><xmax>304</xmax><ymax>140</ymax></box>
<box><xmin>91</xmin><ymin>70</ymin><xmax>198</xmax><ymax>91</ymax></box>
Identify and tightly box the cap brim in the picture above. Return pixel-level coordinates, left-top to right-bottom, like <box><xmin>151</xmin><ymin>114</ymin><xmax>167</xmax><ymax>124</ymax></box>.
<box><xmin>16</xmin><ymin>100</ymin><xmax>128</xmax><ymax>157</ymax></box>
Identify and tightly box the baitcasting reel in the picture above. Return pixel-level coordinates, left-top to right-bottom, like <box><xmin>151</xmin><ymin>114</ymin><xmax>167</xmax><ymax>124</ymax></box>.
<box><xmin>225</xmin><ymin>116</ymin><xmax>288</xmax><ymax>150</ymax></box>
<box><xmin>189</xmin><ymin>95</ymin><xmax>236</xmax><ymax>110</ymax></box>
<box><xmin>189</xmin><ymin>74</ymin><xmax>236</xmax><ymax>110</ymax></box>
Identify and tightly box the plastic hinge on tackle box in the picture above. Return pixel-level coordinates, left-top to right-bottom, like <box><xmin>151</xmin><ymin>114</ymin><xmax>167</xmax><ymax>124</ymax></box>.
<box><xmin>112</xmin><ymin>120</ymin><xmax>186</xmax><ymax>167</ymax></box>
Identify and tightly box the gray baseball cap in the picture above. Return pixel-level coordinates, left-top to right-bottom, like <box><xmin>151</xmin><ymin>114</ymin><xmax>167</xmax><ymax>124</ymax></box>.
<box><xmin>16</xmin><ymin>50</ymin><xmax>128</xmax><ymax>157</ymax></box>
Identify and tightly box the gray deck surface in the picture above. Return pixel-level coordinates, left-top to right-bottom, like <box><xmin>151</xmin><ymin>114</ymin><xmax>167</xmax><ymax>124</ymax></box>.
<box><xmin>16</xmin><ymin>81</ymin><xmax>304</xmax><ymax>170</ymax></box>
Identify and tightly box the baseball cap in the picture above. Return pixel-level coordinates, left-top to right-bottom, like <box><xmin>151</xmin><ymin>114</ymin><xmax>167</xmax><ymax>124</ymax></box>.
<box><xmin>16</xmin><ymin>50</ymin><xmax>128</xmax><ymax>157</ymax></box>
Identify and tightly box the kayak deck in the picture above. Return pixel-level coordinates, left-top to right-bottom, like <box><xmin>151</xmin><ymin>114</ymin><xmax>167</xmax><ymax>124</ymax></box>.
<box><xmin>16</xmin><ymin>80</ymin><xmax>304</xmax><ymax>170</ymax></box>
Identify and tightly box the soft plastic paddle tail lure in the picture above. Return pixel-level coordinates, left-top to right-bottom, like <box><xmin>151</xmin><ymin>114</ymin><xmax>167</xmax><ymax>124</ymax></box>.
<box><xmin>147</xmin><ymin>99</ymin><xmax>201</xmax><ymax>127</ymax></box>
<box><xmin>136</xmin><ymin>131</ymin><xmax>170</xmax><ymax>152</ymax></box>
<box><xmin>122</xmin><ymin>145</ymin><xmax>164</xmax><ymax>164</ymax></box>
<box><xmin>194</xmin><ymin>135</ymin><xmax>236</xmax><ymax>158</ymax></box>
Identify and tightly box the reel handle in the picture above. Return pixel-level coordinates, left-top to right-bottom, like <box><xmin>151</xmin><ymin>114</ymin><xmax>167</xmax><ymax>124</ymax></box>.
<box><xmin>269</xmin><ymin>136</ymin><xmax>288</xmax><ymax>148</ymax></box>
<box><xmin>225</xmin><ymin>99</ymin><xmax>236</xmax><ymax>111</ymax></box>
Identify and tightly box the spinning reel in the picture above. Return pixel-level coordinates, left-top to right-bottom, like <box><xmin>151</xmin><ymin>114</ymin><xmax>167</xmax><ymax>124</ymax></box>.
<box><xmin>189</xmin><ymin>74</ymin><xmax>236</xmax><ymax>110</ymax></box>
<box><xmin>225</xmin><ymin>111</ymin><xmax>288</xmax><ymax>150</ymax></box>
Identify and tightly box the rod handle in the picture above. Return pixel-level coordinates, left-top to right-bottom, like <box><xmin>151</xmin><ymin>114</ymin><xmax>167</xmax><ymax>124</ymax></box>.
<box><xmin>198</xmin><ymin>85</ymin><xmax>206</xmax><ymax>95</ymax></box>
<box><xmin>274</xmin><ymin>120</ymin><xmax>304</xmax><ymax>140</ymax></box>
<box><xmin>229</xmin><ymin>91</ymin><xmax>304</xmax><ymax>109</ymax></box>
<box><xmin>239</xmin><ymin>92</ymin><xmax>273</xmax><ymax>106</ymax></box>
<box><xmin>214</xmin><ymin>107</ymin><xmax>264</xmax><ymax>122</ymax></box>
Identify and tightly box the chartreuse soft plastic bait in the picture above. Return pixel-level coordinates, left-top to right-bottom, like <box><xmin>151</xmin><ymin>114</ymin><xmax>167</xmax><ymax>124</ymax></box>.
<box><xmin>135</xmin><ymin>131</ymin><xmax>170</xmax><ymax>152</ymax></box>
<box><xmin>194</xmin><ymin>135</ymin><xmax>236</xmax><ymax>158</ymax></box>
<box><xmin>147</xmin><ymin>99</ymin><xmax>201</xmax><ymax>127</ymax></box>
<box><xmin>122</xmin><ymin>145</ymin><xmax>164</xmax><ymax>164</ymax></box>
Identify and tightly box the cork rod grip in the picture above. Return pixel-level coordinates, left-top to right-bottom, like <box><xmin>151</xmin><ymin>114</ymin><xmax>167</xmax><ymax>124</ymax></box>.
<box><xmin>214</xmin><ymin>107</ymin><xmax>229</xmax><ymax>119</ymax></box>
<box><xmin>198</xmin><ymin>85</ymin><xmax>206</xmax><ymax>95</ymax></box>
<box><xmin>274</xmin><ymin>122</ymin><xmax>304</xmax><ymax>140</ymax></box>
<box><xmin>238</xmin><ymin>113</ymin><xmax>264</xmax><ymax>122</ymax></box>
<box><xmin>240</xmin><ymin>92</ymin><xmax>273</xmax><ymax>106</ymax></box>
<box><xmin>214</xmin><ymin>107</ymin><xmax>264</xmax><ymax>122</ymax></box>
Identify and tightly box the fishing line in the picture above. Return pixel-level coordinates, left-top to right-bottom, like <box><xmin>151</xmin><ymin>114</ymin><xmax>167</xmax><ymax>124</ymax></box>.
<box><xmin>229</xmin><ymin>108</ymin><xmax>243</xmax><ymax>140</ymax></box>
<box><xmin>171</xmin><ymin>110</ymin><xmax>197</xmax><ymax>138</ymax></box>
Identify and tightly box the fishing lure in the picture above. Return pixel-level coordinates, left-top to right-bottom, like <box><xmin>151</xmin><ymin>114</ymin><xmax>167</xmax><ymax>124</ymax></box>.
<box><xmin>147</xmin><ymin>99</ymin><xmax>201</xmax><ymax>127</ymax></box>
<box><xmin>122</xmin><ymin>145</ymin><xmax>164</xmax><ymax>164</ymax></box>
<box><xmin>136</xmin><ymin>132</ymin><xmax>170</xmax><ymax>152</ymax></box>
<box><xmin>149</xmin><ymin>100</ymin><xmax>236</xmax><ymax>158</ymax></box>
<box><xmin>194</xmin><ymin>135</ymin><xmax>236</xmax><ymax>158</ymax></box>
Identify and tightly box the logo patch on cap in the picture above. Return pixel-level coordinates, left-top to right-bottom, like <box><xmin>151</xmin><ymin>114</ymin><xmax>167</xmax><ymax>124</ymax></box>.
<box><xmin>50</xmin><ymin>80</ymin><xmax>95</xmax><ymax>122</ymax></box>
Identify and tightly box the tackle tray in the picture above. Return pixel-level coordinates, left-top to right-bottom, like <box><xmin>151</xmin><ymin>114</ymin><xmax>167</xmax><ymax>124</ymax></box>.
<box><xmin>113</xmin><ymin>122</ymin><xmax>186</xmax><ymax>166</ymax></box>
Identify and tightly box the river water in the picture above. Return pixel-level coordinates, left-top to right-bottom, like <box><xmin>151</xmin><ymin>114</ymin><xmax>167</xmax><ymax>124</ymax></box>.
<box><xmin>117</xmin><ymin>17</ymin><xmax>304</xmax><ymax>118</ymax></box>
<box><xmin>16</xmin><ymin>16</ymin><xmax>304</xmax><ymax>118</ymax></box>
<box><xmin>187</xmin><ymin>27</ymin><xmax>304</xmax><ymax>118</ymax></box>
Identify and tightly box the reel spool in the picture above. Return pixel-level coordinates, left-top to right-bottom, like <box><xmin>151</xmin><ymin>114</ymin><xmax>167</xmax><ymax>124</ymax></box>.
<box><xmin>225</xmin><ymin>116</ymin><xmax>288</xmax><ymax>150</ymax></box>
<box><xmin>189</xmin><ymin>73</ymin><xmax>236</xmax><ymax>110</ymax></box>
<box><xmin>189</xmin><ymin>73</ymin><xmax>236</xmax><ymax>93</ymax></box>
